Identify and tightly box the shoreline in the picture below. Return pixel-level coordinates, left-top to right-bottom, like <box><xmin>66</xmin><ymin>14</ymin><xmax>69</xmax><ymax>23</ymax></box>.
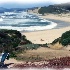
<box><xmin>21</xmin><ymin>18</ymin><xmax>70</xmax><ymax>33</ymax></box>
<box><xmin>22</xmin><ymin>13</ymin><xmax>70</xmax><ymax>44</ymax></box>
<box><xmin>23</xmin><ymin>26</ymin><xmax>70</xmax><ymax>44</ymax></box>
<box><xmin>45</xmin><ymin>18</ymin><xmax>70</xmax><ymax>29</ymax></box>
<box><xmin>20</xmin><ymin>12</ymin><xmax>70</xmax><ymax>33</ymax></box>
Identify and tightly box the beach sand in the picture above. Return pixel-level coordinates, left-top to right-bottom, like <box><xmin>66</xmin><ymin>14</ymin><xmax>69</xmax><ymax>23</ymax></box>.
<box><xmin>23</xmin><ymin>27</ymin><xmax>70</xmax><ymax>44</ymax></box>
<box><xmin>39</xmin><ymin>13</ymin><xmax>70</xmax><ymax>22</ymax></box>
<box><xmin>23</xmin><ymin>14</ymin><xmax>70</xmax><ymax>44</ymax></box>
<box><xmin>22</xmin><ymin>14</ymin><xmax>70</xmax><ymax>44</ymax></box>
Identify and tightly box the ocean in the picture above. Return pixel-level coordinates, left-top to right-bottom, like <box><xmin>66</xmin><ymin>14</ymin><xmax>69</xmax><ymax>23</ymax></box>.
<box><xmin>0</xmin><ymin>11</ymin><xmax>57</xmax><ymax>32</ymax></box>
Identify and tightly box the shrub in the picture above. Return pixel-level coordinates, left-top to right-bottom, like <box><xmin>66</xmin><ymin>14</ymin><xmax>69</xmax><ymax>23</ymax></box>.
<box><xmin>61</xmin><ymin>37</ymin><xmax>70</xmax><ymax>46</ymax></box>
<box><xmin>40</xmin><ymin>43</ymin><xmax>48</xmax><ymax>47</ymax></box>
<box><xmin>10</xmin><ymin>52</ymin><xmax>17</xmax><ymax>58</ymax></box>
<box><xmin>60</xmin><ymin>30</ymin><xmax>70</xmax><ymax>46</ymax></box>
<box><xmin>52</xmin><ymin>30</ymin><xmax>70</xmax><ymax>46</ymax></box>
<box><xmin>0</xmin><ymin>29</ymin><xmax>32</xmax><ymax>53</ymax></box>
<box><xmin>61</xmin><ymin>30</ymin><xmax>70</xmax><ymax>40</ymax></box>
<box><xmin>22</xmin><ymin>44</ymin><xmax>40</xmax><ymax>50</ymax></box>
<box><xmin>51</xmin><ymin>38</ymin><xmax>60</xmax><ymax>45</ymax></box>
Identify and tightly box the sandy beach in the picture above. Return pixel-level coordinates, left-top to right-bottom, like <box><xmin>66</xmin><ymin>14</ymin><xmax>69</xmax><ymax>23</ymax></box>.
<box><xmin>23</xmin><ymin>14</ymin><xmax>70</xmax><ymax>44</ymax></box>
<box><xmin>39</xmin><ymin>13</ymin><xmax>70</xmax><ymax>22</ymax></box>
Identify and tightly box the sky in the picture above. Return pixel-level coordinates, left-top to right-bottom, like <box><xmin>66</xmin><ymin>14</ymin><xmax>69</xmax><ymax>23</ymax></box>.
<box><xmin>0</xmin><ymin>0</ymin><xmax>70</xmax><ymax>8</ymax></box>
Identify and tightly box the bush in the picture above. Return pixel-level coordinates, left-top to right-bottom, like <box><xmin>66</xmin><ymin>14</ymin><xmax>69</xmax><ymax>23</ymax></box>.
<box><xmin>0</xmin><ymin>29</ymin><xmax>32</xmax><ymax>53</ymax></box>
<box><xmin>40</xmin><ymin>43</ymin><xmax>48</xmax><ymax>47</ymax></box>
<box><xmin>22</xmin><ymin>44</ymin><xmax>40</xmax><ymax>50</ymax></box>
<box><xmin>10</xmin><ymin>52</ymin><xmax>17</xmax><ymax>58</ymax></box>
<box><xmin>52</xmin><ymin>30</ymin><xmax>70</xmax><ymax>46</ymax></box>
<box><xmin>51</xmin><ymin>38</ymin><xmax>60</xmax><ymax>45</ymax></box>
<box><xmin>38</xmin><ymin>5</ymin><xmax>68</xmax><ymax>14</ymax></box>
<box><xmin>61</xmin><ymin>37</ymin><xmax>70</xmax><ymax>46</ymax></box>
<box><xmin>60</xmin><ymin>30</ymin><xmax>70</xmax><ymax>46</ymax></box>
<box><xmin>61</xmin><ymin>30</ymin><xmax>70</xmax><ymax>40</ymax></box>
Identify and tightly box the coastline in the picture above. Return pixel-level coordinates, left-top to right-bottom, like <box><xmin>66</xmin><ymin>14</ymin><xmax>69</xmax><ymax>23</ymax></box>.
<box><xmin>22</xmin><ymin>13</ymin><xmax>70</xmax><ymax>44</ymax></box>
<box><xmin>23</xmin><ymin>26</ymin><xmax>70</xmax><ymax>44</ymax></box>
<box><xmin>39</xmin><ymin>13</ymin><xmax>70</xmax><ymax>23</ymax></box>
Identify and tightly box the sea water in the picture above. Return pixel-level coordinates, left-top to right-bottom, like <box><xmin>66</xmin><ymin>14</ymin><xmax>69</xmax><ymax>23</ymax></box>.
<box><xmin>0</xmin><ymin>11</ymin><xmax>57</xmax><ymax>32</ymax></box>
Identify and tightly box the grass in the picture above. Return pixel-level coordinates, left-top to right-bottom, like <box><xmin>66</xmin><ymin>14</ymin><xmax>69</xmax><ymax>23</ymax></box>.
<box><xmin>16</xmin><ymin>54</ymin><xmax>43</xmax><ymax>62</ymax></box>
<box><xmin>22</xmin><ymin>44</ymin><xmax>40</xmax><ymax>50</ymax></box>
<box><xmin>15</xmin><ymin>46</ymin><xmax>70</xmax><ymax>62</ymax></box>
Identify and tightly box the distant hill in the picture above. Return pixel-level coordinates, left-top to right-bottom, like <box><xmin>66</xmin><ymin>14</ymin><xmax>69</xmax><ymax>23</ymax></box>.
<box><xmin>0</xmin><ymin>7</ymin><xmax>8</xmax><ymax>13</ymax></box>
<box><xmin>0</xmin><ymin>3</ymin><xmax>70</xmax><ymax>14</ymax></box>
<box><xmin>27</xmin><ymin>7</ymin><xmax>38</xmax><ymax>10</ymax></box>
<box><xmin>0</xmin><ymin>7</ymin><xmax>26</xmax><ymax>13</ymax></box>
<box><xmin>38</xmin><ymin>3</ymin><xmax>70</xmax><ymax>14</ymax></box>
<box><xmin>55</xmin><ymin>2</ymin><xmax>70</xmax><ymax>11</ymax></box>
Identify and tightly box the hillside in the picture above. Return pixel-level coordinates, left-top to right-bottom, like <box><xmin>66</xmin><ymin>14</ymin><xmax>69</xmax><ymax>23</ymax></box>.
<box><xmin>14</xmin><ymin>30</ymin><xmax>70</xmax><ymax>62</ymax></box>
<box><xmin>55</xmin><ymin>2</ymin><xmax>70</xmax><ymax>11</ymax></box>
<box><xmin>38</xmin><ymin>3</ymin><xmax>70</xmax><ymax>14</ymax></box>
<box><xmin>0</xmin><ymin>29</ymin><xmax>32</xmax><ymax>54</ymax></box>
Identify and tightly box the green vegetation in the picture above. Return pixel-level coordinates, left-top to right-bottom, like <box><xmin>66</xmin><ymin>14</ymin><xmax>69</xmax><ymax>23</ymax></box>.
<box><xmin>38</xmin><ymin>5</ymin><xmax>69</xmax><ymax>15</ymax></box>
<box><xmin>39</xmin><ymin>43</ymin><xmax>48</xmax><ymax>47</ymax></box>
<box><xmin>0</xmin><ymin>29</ymin><xmax>48</xmax><ymax>58</ymax></box>
<box><xmin>24</xmin><ymin>43</ymin><xmax>47</xmax><ymax>49</ymax></box>
<box><xmin>16</xmin><ymin>54</ymin><xmax>43</xmax><ymax>62</ymax></box>
<box><xmin>22</xmin><ymin>44</ymin><xmax>40</xmax><ymax>50</ymax></box>
<box><xmin>60</xmin><ymin>30</ymin><xmax>70</xmax><ymax>46</ymax></box>
<box><xmin>51</xmin><ymin>37</ymin><xmax>61</xmax><ymax>45</ymax></box>
<box><xmin>52</xmin><ymin>30</ymin><xmax>70</xmax><ymax>46</ymax></box>
<box><xmin>0</xmin><ymin>29</ymin><xmax>31</xmax><ymax>56</ymax></box>
<box><xmin>0</xmin><ymin>29</ymin><xmax>70</xmax><ymax>61</ymax></box>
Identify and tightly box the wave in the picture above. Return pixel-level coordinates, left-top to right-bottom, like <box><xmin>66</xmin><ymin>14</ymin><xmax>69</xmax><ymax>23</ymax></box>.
<box><xmin>0</xmin><ymin>12</ymin><xmax>57</xmax><ymax>31</ymax></box>
<box><xmin>0</xmin><ymin>21</ymin><xmax>57</xmax><ymax>31</ymax></box>
<box><xmin>0</xmin><ymin>18</ymin><xmax>3</xmax><ymax>22</ymax></box>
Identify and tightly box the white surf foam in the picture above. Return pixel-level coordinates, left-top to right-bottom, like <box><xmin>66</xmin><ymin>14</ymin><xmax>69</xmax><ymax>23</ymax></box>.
<box><xmin>0</xmin><ymin>21</ymin><xmax>57</xmax><ymax>31</ymax></box>
<box><xmin>0</xmin><ymin>12</ymin><xmax>57</xmax><ymax>31</ymax></box>
<box><xmin>0</xmin><ymin>18</ymin><xmax>3</xmax><ymax>22</ymax></box>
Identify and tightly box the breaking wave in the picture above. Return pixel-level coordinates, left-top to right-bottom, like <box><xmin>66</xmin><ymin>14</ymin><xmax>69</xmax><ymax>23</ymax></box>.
<box><xmin>0</xmin><ymin>12</ymin><xmax>57</xmax><ymax>31</ymax></box>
